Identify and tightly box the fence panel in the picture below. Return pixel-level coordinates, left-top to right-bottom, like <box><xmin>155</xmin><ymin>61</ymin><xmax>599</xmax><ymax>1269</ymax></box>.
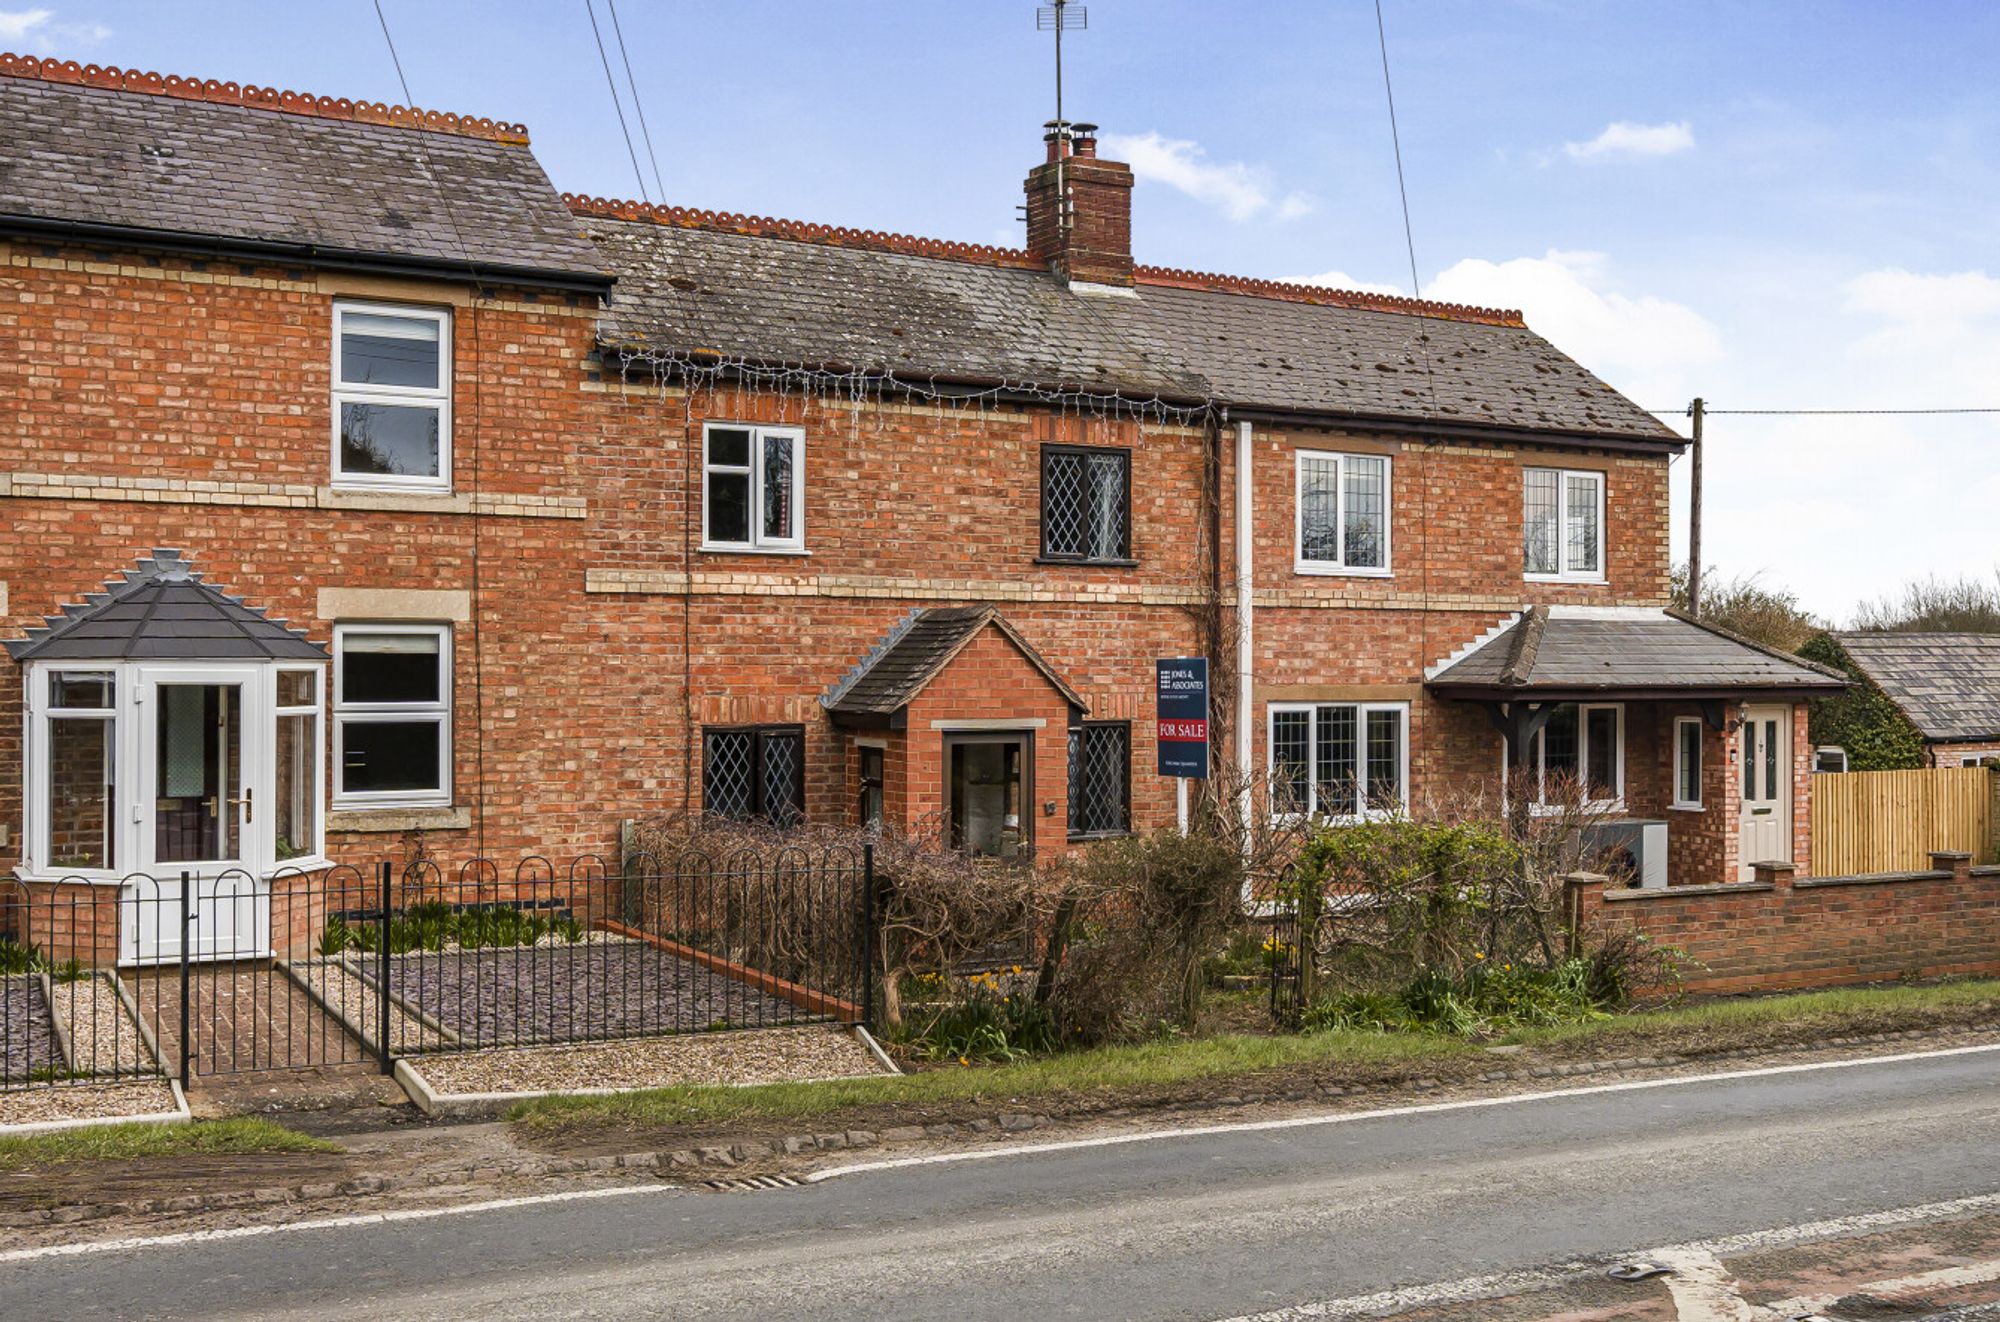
<box><xmin>1811</xmin><ymin>766</ymin><xmax>1994</xmax><ymax>875</ymax></box>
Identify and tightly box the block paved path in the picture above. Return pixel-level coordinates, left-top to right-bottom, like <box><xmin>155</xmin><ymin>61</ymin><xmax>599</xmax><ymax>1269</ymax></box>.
<box><xmin>124</xmin><ymin>961</ymin><xmax>373</xmax><ymax>1081</ymax></box>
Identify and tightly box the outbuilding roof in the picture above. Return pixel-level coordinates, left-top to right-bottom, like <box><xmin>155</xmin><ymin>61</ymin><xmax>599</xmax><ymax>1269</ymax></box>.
<box><xmin>823</xmin><ymin>605</ymin><xmax>1087</xmax><ymax>725</ymax></box>
<box><xmin>6</xmin><ymin>550</ymin><xmax>327</xmax><ymax>663</ymax></box>
<box><xmin>0</xmin><ymin>55</ymin><xmax>608</xmax><ymax>289</ymax></box>
<box><xmin>1428</xmin><ymin>607</ymin><xmax>1846</xmax><ymax>699</ymax></box>
<box><xmin>1833</xmin><ymin>632</ymin><xmax>2000</xmax><ymax>742</ymax></box>
<box><xmin>576</xmin><ymin>206</ymin><xmax>1681</xmax><ymax>446</ymax></box>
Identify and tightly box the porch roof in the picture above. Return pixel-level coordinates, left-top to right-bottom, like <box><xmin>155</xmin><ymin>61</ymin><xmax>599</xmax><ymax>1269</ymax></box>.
<box><xmin>1426</xmin><ymin>606</ymin><xmax>1847</xmax><ymax>702</ymax></box>
<box><xmin>5</xmin><ymin>549</ymin><xmax>327</xmax><ymax>663</ymax></box>
<box><xmin>822</xmin><ymin>604</ymin><xmax>1087</xmax><ymax>728</ymax></box>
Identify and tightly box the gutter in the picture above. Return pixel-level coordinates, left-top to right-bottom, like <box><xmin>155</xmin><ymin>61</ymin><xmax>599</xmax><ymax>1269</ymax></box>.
<box><xmin>1223</xmin><ymin>405</ymin><xmax>1684</xmax><ymax>455</ymax></box>
<box><xmin>0</xmin><ymin>213</ymin><xmax>616</xmax><ymax>296</ymax></box>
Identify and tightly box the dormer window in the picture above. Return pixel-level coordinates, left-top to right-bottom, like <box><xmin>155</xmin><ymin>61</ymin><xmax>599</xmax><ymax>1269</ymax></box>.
<box><xmin>332</xmin><ymin>302</ymin><xmax>452</xmax><ymax>491</ymax></box>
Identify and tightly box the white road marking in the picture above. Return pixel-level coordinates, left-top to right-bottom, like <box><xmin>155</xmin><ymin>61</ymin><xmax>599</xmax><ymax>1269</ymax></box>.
<box><xmin>1761</xmin><ymin>1257</ymin><xmax>2000</xmax><ymax>1318</ymax></box>
<box><xmin>810</xmin><ymin>1040</ymin><xmax>2000</xmax><ymax>1182</ymax></box>
<box><xmin>1207</xmin><ymin>1192</ymin><xmax>2000</xmax><ymax>1321</ymax></box>
<box><xmin>0</xmin><ymin>1182</ymin><xmax>679</xmax><ymax>1266</ymax></box>
<box><xmin>1652</xmin><ymin>1246</ymin><xmax>1757</xmax><ymax>1321</ymax></box>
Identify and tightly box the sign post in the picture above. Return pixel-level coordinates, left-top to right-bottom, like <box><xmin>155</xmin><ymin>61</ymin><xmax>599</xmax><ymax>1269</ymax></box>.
<box><xmin>1156</xmin><ymin>657</ymin><xmax>1210</xmax><ymax>833</ymax></box>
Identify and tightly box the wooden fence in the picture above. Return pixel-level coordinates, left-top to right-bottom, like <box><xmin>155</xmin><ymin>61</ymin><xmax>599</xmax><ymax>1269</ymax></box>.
<box><xmin>1810</xmin><ymin>766</ymin><xmax>1996</xmax><ymax>875</ymax></box>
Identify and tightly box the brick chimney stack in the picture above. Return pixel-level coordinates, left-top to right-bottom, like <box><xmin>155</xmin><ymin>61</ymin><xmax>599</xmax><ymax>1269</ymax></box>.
<box><xmin>1024</xmin><ymin>120</ymin><xmax>1134</xmax><ymax>288</ymax></box>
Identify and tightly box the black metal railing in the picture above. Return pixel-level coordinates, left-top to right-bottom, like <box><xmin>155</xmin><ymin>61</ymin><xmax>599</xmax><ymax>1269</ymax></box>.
<box><xmin>1</xmin><ymin>846</ymin><xmax>874</xmax><ymax>1092</ymax></box>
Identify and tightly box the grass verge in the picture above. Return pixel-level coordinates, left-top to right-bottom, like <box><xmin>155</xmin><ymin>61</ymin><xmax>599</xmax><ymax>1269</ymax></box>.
<box><xmin>512</xmin><ymin>1028</ymin><xmax>1470</xmax><ymax>1133</ymax></box>
<box><xmin>511</xmin><ymin>978</ymin><xmax>2000</xmax><ymax>1140</ymax></box>
<box><xmin>0</xmin><ymin>1116</ymin><xmax>339</xmax><ymax>1171</ymax></box>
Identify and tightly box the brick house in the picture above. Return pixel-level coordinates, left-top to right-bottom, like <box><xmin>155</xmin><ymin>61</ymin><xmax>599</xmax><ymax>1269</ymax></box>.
<box><xmin>1</xmin><ymin>54</ymin><xmax>1843</xmax><ymax>963</ymax></box>
<box><xmin>1813</xmin><ymin>632</ymin><xmax>2000</xmax><ymax>769</ymax></box>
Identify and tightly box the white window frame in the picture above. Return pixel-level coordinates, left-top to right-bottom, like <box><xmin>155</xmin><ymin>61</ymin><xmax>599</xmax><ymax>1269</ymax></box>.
<box><xmin>1524</xmin><ymin>467</ymin><xmax>1606</xmax><ymax>583</ymax></box>
<box><xmin>1671</xmin><ymin>715</ymin><xmax>1704</xmax><ymax>811</ymax></box>
<box><xmin>1813</xmin><ymin>745</ymin><xmax>1849</xmax><ymax>773</ymax></box>
<box><xmin>1267</xmin><ymin>701</ymin><xmax>1409</xmax><ymax>822</ymax></box>
<box><xmin>700</xmin><ymin>422</ymin><xmax>807</xmax><ymax>554</ymax></box>
<box><xmin>19</xmin><ymin>659</ymin><xmax>327</xmax><ymax>881</ymax></box>
<box><xmin>1502</xmin><ymin>701</ymin><xmax>1626</xmax><ymax>812</ymax></box>
<box><xmin>332</xmin><ymin>623</ymin><xmax>453</xmax><ymax>810</ymax></box>
<box><xmin>331</xmin><ymin>300</ymin><xmax>453</xmax><ymax>493</ymax></box>
<box><xmin>1294</xmin><ymin>449</ymin><xmax>1393</xmax><ymax>577</ymax></box>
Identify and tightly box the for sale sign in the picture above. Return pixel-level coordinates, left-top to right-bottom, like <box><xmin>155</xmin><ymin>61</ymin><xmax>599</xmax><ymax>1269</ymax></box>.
<box><xmin>1155</xmin><ymin>657</ymin><xmax>1210</xmax><ymax>779</ymax></box>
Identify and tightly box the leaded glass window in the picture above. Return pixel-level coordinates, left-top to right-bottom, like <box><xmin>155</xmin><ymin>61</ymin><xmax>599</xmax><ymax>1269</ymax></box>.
<box><xmin>1041</xmin><ymin>446</ymin><xmax>1131</xmax><ymax>563</ymax></box>
<box><xmin>1297</xmin><ymin>451</ymin><xmax>1390</xmax><ymax>573</ymax></box>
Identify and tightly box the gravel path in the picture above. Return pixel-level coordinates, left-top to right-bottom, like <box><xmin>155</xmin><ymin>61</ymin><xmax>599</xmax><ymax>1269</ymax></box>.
<box><xmin>356</xmin><ymin>940</ymin><xmax>821</xmax><ymax>1049</ymax></box>
<box><xmin>284</xmin><ymin>958</ymin><xmax>451</xmax><ymax>1054</ymax></box>
<box><xmin>1</xmin><ymin>977</ymin><xmax>59</xmax><ymax>1086</ymax></box>
<box><xmin>409</xmin><ymin>1024</ymin><xmax>888</xmax><ymax>1096</ymax></box>
<box><xmin>0</xmin><ymin>1079</ymin><xmax>179</xmax><ymax>1129</ymax></box>
<box><xmin>49</xmin><ymin>974</ymin><xmax>158</xmax><ymax>1078</ymax></box>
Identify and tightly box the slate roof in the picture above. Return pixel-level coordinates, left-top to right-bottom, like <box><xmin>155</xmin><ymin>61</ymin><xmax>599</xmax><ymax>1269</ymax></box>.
<box><xmin>0</xmin><ymin>58</ymin><xmax>607</xmax><ymax>288</ymax></box>
<box><xmin>823</xmin><ymin>605</ymin><xmax>1087</xmax><ymax>722</ymax></box>
<box><xmin>1428</xmin><ymin>607</ymin><xmax>1846</xmax><ymax>697</ymax></box>
<box><xmin>1833</xmin><ymin>632</ymin><xmax>2000</xmax><ymax>742</ymax></box>
<box><xmin>6</xmin><ymin>550</ymin><xmax>327</xmax><ymax>662</ymax></box>
<box><xmin>579</xmin><ymin>213</ymin><xmax>1680</xmax><ymax>443</ymax></box>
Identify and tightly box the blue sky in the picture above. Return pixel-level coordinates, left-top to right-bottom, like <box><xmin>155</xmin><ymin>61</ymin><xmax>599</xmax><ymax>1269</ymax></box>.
<box><xmin>8</xmin><ymin>1</ymin><xmax>1998</xmax><ymax>620</ymax></box>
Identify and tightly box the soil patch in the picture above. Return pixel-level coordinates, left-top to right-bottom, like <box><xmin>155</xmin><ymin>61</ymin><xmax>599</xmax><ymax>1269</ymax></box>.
<box><xmin>0</xmin><ymin>1150</ymin><xmax>355</xmax><ymax>1214</ymax></box>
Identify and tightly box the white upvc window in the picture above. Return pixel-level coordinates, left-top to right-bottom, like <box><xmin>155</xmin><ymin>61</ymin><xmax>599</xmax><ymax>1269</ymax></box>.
<box><xmin>1504</xmin><ymin>702</ymin><xmax>1625</xmax><ymax>811</ymax></box>
<box><xmin>1813</xmin><ymin>746</ymin><xmax>1849</xmax><ymax>773</ymax></box>
<box><xmin>1295</xmin><ymin>450</ymin><xmax>1391</xmax><ymax>575</ymax></box>
<box><xmin>20</xmin><ymin>661</ymin><xmax>327</xmax><ymax>880</ymax></box>
<box><xmin>332</xmin><ymin>624</ymin><xmax>452</xmax><ymax>809</ymax></box>
<box><xmin>1268</xmin><ymin>701</ymin><xmax>1408</xmax><ymax>821</ymax></box>
<box><xmin>1524</xmin><ymin>467</ymin><xmax>1605</xmax><ymax>582</ymax></box>
<box><xmin>701</xmin><ymin>423</ymin><xmax>805</xmax><ymax>553</ymax></box>
<box><xmin>1672</xmin><ymin>715</ymin><xmax>1704</xmax><ymax>810</ymax></box>
<box><xmin>332</xmin><ymin>301</ymin><xmax>452</xmax><ymax>491</ymax></box>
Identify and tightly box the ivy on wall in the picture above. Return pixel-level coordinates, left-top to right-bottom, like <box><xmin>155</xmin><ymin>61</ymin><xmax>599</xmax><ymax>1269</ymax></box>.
<box><xmin>1798</xmin><ymin>634</ymin><xmax>1928</xmax><ymax>771</ymax></box>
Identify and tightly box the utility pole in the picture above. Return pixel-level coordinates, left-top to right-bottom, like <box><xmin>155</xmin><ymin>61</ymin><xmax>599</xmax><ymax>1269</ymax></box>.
<box><xmin>1687</xmin><ymin>396</ymin><xmax>1704</xmax><ymax>618</ymax></box>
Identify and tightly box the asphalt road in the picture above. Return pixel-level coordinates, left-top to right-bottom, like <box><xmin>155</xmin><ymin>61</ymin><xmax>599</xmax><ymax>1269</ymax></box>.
<box><xmin>6</xmin><ymin>1047</ymin><xmax>1999</xmax><ymax>1321</ymax></box>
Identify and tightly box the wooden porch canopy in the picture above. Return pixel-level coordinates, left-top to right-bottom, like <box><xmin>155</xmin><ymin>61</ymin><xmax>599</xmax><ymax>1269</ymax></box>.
<box><xmin>1426</xmin><ymin>606</ymin><xmax>1846</xmax><ymax>767</ymax></box>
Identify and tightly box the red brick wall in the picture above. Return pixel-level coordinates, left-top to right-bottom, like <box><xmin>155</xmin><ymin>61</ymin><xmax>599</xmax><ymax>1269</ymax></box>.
<box><xmin>1574</xmin><ymin>854</ymin><xmax>2000</xmax><ymax>996</ymax></box>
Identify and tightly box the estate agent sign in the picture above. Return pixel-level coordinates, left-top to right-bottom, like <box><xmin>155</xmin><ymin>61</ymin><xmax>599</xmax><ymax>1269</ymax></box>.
<box><xmin>1155</xmin><ymin>657</ymin><xmax>1210</xmax><ymax>779</ymax></box>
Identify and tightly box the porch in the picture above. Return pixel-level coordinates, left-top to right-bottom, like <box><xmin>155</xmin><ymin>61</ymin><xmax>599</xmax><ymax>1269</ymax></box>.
<box><xmin>1428</xmin><ymin>606</ymin><xmax>1849</xmax><ymax>885</ymax></box>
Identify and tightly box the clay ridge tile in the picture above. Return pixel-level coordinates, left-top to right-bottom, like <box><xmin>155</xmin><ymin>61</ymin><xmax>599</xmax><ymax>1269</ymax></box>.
<box><xmin>0</xmin><ymin>52</ymin><xmax>531</xmax><ymax>145</ymax></box>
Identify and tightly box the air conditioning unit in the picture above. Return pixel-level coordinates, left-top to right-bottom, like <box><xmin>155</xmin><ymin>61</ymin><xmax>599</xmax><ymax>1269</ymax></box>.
<box><xmin>1581</xmin><ymin>819</ymin><xmax>1669</xmax><ymax>890</ymax></box>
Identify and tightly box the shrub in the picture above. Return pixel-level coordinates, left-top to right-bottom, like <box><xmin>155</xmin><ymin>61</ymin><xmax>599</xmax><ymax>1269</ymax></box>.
<box><xmin>1043</xmin><ymin>829</ymin><xmax>1249</xmax><ymax>1040</ymax></box>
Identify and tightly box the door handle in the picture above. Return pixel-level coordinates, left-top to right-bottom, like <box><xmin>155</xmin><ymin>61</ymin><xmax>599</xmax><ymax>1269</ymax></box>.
<box><xmin>227</xmin><ymin>787</ymin><xmax>253</xmax><ymax>823</ymax></box>
<box><xmin>205</xmin><ymin>796</ymin><xmax>218</xmax><ymax>818</ymax></box>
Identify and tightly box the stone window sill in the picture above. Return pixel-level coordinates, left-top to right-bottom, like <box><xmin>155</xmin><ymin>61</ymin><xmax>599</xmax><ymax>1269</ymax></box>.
<box><xmin>327</xmin><ymin>805</ymin><xmax>472</xmax><ymax>834</ymax></box>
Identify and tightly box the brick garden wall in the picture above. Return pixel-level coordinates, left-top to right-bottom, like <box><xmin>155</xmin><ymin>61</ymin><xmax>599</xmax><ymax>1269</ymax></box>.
<box><xmin>1571</xmin><ymin>852</ymin><xmax>2000</xmax><ymax>996</ymax></box>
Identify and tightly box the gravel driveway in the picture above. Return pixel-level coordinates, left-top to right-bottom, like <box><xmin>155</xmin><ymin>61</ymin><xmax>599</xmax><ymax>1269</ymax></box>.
<box><xmin>355</xmin><ymin>939</ymin><xmax>827</xmax><ymax>1050</ymax></box>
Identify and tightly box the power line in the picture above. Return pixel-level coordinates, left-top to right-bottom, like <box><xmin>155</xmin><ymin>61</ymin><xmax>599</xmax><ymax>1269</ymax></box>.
<box><xmin>606</xmin><ymin>0</ymin><xmax>665</xmax><ymax>200</ymax></box>
<box><xmin>1648</xmin><ymin>406</ymin><xmax>2000</xmax><ymax>417</ymax></box>
<box><xmin>1373</xmin><ymin>0</ymin><xmax>1423</xmax><ymax>304</ymax></box>
<box><xmin>584</xmin><ymin>0</ymin><xmax>650</xmax><ymax>203</ymax></box>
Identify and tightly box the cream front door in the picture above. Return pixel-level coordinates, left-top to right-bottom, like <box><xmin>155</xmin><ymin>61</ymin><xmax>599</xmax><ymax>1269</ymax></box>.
<box><xmin>1738</xmin><ymin>704</ymin><xmax>1793</xmax><ymax>881</ymax></box>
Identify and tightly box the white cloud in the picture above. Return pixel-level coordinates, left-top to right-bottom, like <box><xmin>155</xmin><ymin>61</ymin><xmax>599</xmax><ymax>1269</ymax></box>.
<box><xmin>1099</xmin><ymin>130</ymin><xmax>1312</xmax><ymax>223</ymax></box>
<box><xmin>1563</xmin><ymin>120</ymin><xmax>1695</xmax><ymax>162</ymax></box>
<box><xmin>0</xmin><ymin>8</ymin><xmax>53</xmax><ymax>39</ymax></box>
<box><xmin>1843</xmin><ymin>267</ymin><xmax>2000</xmax><ymax>323</ymax></box>
<box><xmin>1423</xmin><ymin>249</ymin><xmax>1721</xmax><ymax>406</ymax></box>
<box><xmin>0</xmin><ymin>7</ymin><xmax>110</xmax><ymax>51</ymax></box>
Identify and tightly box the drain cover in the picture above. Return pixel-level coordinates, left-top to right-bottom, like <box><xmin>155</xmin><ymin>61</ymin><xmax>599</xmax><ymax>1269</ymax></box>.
<box><xmin>703</xmin><ymin>1174</ymin><xmax>804</xmax><ymax>1192</ymax></box>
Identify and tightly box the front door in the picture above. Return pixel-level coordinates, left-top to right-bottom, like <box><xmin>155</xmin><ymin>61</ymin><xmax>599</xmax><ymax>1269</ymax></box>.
<box><xmin>126</xmin><ymin>667</ymin><xmax>269</xmax><ymax>963</ymax></box>
<box><xmin>1738</xmin><ymin>704</ymin><xmax>1793</xmax><ymax>881</ymax></box>
<box><xmin>946</xmin><ymin>733</ymin><xmax>1031</xmax><ymax>859</ymax></box>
